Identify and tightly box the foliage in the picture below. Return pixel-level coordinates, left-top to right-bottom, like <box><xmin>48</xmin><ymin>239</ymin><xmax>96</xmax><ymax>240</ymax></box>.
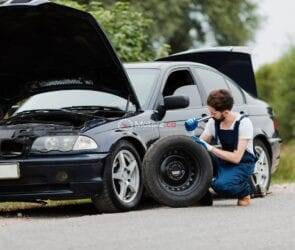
<box><xmin>272</xmin><ymin>141</ymin><xmax>295</xmax><ymax>183</ymax></box>
<box><xmin>256</xmin><ymin>46</ymin><xmax>295</xmax><ymax>141</ymax></box>
<box><xmin>92</xmin><ymin>0</ymin><xmax>261</xmax><ymax>53</ymax></box>
<box><xmin>55</xmin><ymin>0</ymin><xmax>170</xmax><ymax>62</ymax></box>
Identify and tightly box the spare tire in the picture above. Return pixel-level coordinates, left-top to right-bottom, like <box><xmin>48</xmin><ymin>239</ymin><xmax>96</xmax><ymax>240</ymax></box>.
<box><xmin>143</xmin><ymin>135</ymin><xmax>213</xmax><ymax>207</ymax></box>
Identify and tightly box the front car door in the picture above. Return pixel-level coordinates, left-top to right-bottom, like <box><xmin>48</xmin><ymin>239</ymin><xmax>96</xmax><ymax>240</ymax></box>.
<box><xmin>156</xmin><ymin>67</ymin><xmax>205</xmax><ymax>137</ymax></box>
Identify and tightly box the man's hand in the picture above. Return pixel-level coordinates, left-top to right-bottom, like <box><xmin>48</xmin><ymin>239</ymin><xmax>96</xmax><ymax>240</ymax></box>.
<box><xmin>192</xmin><ymin>136</ymin><xmax>213</xmax><ymax>152</ymax></box>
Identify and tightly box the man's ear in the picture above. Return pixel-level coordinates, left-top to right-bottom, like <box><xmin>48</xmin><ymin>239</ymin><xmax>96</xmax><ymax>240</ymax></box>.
<box><xmin>223</xmin><ymin>110</ymin><xmax>230</xmax><ymax>116</ymax></box>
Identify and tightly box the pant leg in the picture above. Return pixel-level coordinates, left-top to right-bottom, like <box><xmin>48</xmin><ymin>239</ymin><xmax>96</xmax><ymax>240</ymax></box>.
<box><xmin>211</xmin><ymin>162</ymin><xmax>255</xmax><ymax>198</ymax></box>
<box><xmin>209</xmin><ymin>152</ymin><xmax>220</xmax><ymax>178</ymax></box>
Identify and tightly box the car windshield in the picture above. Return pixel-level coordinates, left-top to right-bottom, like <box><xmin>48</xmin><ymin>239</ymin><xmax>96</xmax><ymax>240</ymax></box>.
<box><xmin>14</xmin><ymin>90</ymin><xmax>134</xmax><ymax>114</ymax></box>
<box><xmin>10</xmin><ymin>68</ymin><xmax>159</xmax><ymax>115</ymax></box>
<box><xmin>126</xmin><ymin>68</ymin><xmax>160</xmax><ymax>108</ymax></box>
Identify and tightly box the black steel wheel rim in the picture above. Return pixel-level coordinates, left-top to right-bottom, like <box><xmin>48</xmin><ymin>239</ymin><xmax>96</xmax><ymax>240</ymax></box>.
<box><xmin>158</xmin><ymin>148</ymin><xmax>201</xmax><ymax>193</ymax></box>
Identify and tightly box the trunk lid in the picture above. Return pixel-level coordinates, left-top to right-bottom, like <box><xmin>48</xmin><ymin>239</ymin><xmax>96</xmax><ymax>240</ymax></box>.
<box><xmin>157</xmin><ymin>47</ymin><xmax>258</xmax><ymax>97</ymax></box>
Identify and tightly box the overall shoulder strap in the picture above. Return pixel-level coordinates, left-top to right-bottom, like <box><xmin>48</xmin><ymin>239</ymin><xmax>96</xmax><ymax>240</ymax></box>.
<box><xmin>232</xmin><ymin>115</ymin><xmax>247</xmax><ymax>149</ymax></box>
<box><xmin>214</xmin><ymin>119</ymin><xmax>221</xmax><ymax>143</ymax></box>
<box><xmin>234</xmin><ymin>115</ymin><xmax>247</xmax><ymax>129</ymax></box>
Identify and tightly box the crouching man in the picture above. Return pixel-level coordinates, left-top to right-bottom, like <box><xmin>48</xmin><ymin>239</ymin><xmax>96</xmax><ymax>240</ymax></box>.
<box><xmin>195</xmin><ymin>89</ymin><xmax>256</xmax><ymax>206</ymax></box>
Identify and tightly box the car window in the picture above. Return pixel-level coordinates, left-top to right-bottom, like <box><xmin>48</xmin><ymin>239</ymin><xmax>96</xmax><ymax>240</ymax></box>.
<box><xmin>194</xmin><ymin>68</ymin><xmax>229</xmax><ymax>99</ymax></box>
<box><xmin>173</xmin><ymin>85</ymin><xmax>202</xmax><ymax>108</ymax></box>
<box><xmin>162</xmin><ymin>70</ymin><xmax>195</xmax><ymax>97</ymax></box>
<box><xmin>225</xmin><ymin>78</ymin><xmax>245</xmax><ymax>105</ymax></box>
<box><xmin>126</xmin><ymin>68</ymin><xmax>160</xmax><ymax>108</ymax></box>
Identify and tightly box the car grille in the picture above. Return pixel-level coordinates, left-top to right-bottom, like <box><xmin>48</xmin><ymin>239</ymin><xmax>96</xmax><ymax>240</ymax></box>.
<box><xmin>0</xmin><ymin>139</ymin><xmax>26</xmax><ymax>157</ymax></box>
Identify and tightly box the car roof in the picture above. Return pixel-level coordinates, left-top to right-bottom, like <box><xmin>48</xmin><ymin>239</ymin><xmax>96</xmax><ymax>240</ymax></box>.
<box><xmin>1</xmin><ymin>0</ymin><xmax>48</xmax><ymax>6</ymax></box>
<box><xmin>171</xmin><ymin>46</ymin><xmax>252</xmax><ymax>55</ymax></box>
<box><xmin>124</xmin><ymin>61</ymin><xmax>218</xmax><ymax>72</ymax></box>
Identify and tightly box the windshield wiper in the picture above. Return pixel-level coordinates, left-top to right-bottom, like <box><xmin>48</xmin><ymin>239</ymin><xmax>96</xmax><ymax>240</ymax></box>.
<box><xmin>12</xmin><ymin>109</ymin><xmax>87</xmax><ymax>117</ymax></box>
<box><xmin>7</xmin><ymin>109</ymin><xmax>103</xmax><ymax>121</ymax></box>
<box><xmin>62</xmin><ymin>106</ymin><xmax>124</xmax><ymax>112</ymax></box>
<box><xmin>13</xmin><ymin>109</ymin><xmax>63</xmax><ymax>116</ymax></box>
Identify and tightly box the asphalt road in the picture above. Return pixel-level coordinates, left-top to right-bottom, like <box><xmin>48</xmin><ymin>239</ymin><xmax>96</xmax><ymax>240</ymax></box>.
<box><xmin>1</xmin><ymin>184</ymin><xmax>295</xmax><ymax>250</ymax></box>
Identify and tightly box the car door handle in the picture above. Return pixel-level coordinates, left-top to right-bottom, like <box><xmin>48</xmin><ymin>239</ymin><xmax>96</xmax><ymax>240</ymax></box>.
<box><xmin>240</xmin><ymin>111</ymin><xmax>248</xmax><ymax>115</ymax></box>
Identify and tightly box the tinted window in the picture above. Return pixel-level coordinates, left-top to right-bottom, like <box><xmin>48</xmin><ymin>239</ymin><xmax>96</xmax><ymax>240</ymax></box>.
<box><xmin>226</xmin><ymin>79</ymin><xmax>244</xmax><ymax>105</ymax></box>
<box><xmin>126</xmin><ymin>68</ymin><xmax>160</xmax><ymax>108</ymax></box>
<box><xmin>194</xmin><ymin>68</ymin><xmax>229</xmax><ymax>98</ymax></box>
<box><xmin>173</xmin><ymin>85</ymin><xmax>202</xmax><ymax>108</ymax></box>
<box><xmin>162</xmin><ymin>70</ymin><xmax>195</xmax><ymax>97</ymax></box>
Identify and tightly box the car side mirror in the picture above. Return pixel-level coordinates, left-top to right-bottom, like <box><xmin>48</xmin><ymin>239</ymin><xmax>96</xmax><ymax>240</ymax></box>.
<box><xmin>164</xmin><ymin>95</ymin><xmax>189</xmax><ymax>110</ymax></box>
<box><xmin>6</xmin><ymin>105</ymin><xmax>19</xmax><ymax>117</ymax></box>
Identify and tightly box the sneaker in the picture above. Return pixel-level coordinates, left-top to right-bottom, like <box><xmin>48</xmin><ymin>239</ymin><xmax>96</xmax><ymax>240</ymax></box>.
<box><xmin>237</xmin><ymin>195</ymin><xmax>251</xmax><ymax>206</ymax></box>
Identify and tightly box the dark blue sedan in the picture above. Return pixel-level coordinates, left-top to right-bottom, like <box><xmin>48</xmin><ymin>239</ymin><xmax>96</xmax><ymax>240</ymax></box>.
<box><xmin>0</xmin><ymin>1</ymin><xmax>281</xmax><ymax>212</ymax></box>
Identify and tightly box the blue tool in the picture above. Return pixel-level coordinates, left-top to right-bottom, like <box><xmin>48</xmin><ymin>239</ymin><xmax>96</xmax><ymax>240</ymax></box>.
<box><xmin>184</xmin><ymin>115</ymin><xmax>212</xmax><ymax>150</ymax></box>
<box><xmin>184</xmin><ymin>116</ymin><xmax>211</xmax><ymax>135</ymax></box>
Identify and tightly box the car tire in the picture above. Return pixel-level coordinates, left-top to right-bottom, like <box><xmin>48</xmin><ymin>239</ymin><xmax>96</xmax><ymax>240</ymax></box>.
<box><xmin>143</xmin><ymin>135</ymin><xmax>213</xmax><ymax>207</ymax></box>
<box><xmin>91</xmin><ymin>140</ymin><xmax>143</xmax><ymax>213</ymax></box>
<box><xmin>252</xmin><ymin>139</ymin><xmax>272</xmax><ymax>197</ymax></box>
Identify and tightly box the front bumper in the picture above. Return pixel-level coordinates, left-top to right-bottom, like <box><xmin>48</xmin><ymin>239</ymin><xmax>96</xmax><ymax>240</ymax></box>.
<box><xmin>0</xmin><ymin>153</ymin><xmax>108</xmax><ymax>201</ymax></box>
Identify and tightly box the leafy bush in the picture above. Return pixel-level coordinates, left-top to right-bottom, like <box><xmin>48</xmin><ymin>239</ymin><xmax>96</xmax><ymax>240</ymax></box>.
<box><xmin>256</xmin><ymin>46</ymin><xmax>295</xmax><ymax>141</ymax></box>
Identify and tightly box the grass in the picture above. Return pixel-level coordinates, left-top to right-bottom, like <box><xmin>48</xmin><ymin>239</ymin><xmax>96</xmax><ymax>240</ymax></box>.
<box><xmin>272</xmin><ymin>140</ymin><xmax>295</xmax><ymax>183</ymax></box>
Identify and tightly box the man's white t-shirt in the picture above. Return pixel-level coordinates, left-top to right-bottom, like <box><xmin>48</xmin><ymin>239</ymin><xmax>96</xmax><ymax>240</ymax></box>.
<box><xmin>202</xmin><ymin>113</ymin><xmax>254</xmax><ymax>155</ymax></box>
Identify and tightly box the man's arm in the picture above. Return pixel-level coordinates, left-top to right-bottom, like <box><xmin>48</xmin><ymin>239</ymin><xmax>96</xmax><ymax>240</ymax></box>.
<box><xmin>200</xmin><ymin>118</ymin><xmax>214</xmax><ymax>143</ymax></box>
<box><xmin>210</xmin><ymin>139</ymin><xmax>249</xmax><ymax>164</ymax></box>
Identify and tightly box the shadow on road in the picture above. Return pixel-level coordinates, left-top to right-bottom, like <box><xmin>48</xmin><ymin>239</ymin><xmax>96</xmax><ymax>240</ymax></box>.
<box><xmin>1</xmin><ymin>192</ymin><xmax>270</xmax><ymax>219</ymax></box>
<box><xmin>0</xmin><ymin>196</ymin><xmax>161</xmax><ymax>219</ymax></box>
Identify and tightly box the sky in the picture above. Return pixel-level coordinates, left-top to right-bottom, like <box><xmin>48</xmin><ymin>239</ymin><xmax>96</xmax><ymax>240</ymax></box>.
<box><xmin>251</xmin><ymin>0</ymin><xmax>295</xmax><ymax>70</ymax></box>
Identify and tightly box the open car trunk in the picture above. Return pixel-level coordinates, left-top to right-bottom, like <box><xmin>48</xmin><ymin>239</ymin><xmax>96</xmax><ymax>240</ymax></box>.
<box><xmin>157</xmin><ymin>47</ymin><xmax>258</xmax><ymax>97</ymax></box>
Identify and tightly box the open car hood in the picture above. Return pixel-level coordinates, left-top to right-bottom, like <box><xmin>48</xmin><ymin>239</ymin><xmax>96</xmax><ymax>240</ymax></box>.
<box><xmin>0</xmin><ymin>1</ymin><xmax>140</xmax><ymax>112</ymax></box>
<box><xmin>158</xmin><ymin>47</ymin><xmax>258</xmax><ymax>97</ymax></box>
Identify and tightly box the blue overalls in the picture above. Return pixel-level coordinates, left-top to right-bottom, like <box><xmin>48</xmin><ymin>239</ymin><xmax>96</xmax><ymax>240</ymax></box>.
<box><xmin>210</xmin><ymin>116</ymin><xmax>256</xmax><ymax>198</ymax></box>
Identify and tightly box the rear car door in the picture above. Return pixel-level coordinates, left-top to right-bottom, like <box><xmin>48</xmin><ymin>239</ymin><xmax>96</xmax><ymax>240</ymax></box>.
<box><xmin>192</xmin><ymin>67</ymin><xmax>231</xmax><ymax>135</ymax></box>
<box><xmin>224</xmin><ymin>77</ymin><xmax>248</xmax><ymax>115</ymax></box>
<box><xmin>193</xmin><ymin>67</ymin><xmax>248</xmax><ymax>112</ymax></box>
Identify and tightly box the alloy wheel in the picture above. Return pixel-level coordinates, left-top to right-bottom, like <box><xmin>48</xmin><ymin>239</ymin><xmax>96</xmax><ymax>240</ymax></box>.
<box><xmin>253</xmin><ymin>145</ymin><xmax>270</xmax><ymax>194</ymax></box>
<box><xmin>112</xmin><ymin>150</ymin><xmax>140</xmax><ymax>203</ymax></box>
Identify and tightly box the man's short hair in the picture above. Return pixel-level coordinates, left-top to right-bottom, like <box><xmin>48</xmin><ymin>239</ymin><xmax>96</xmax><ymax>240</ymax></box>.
<box><xmin>207</xmin><ymin>89</ymin><xmax>234</xmax><ymax>111</ymax></box>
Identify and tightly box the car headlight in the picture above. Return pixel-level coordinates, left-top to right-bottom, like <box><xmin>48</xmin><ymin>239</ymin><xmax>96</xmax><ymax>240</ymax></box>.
<box><xmin>31</xmin><ymin>135</ymin><xmax>98</xmax><ymax>152</ymax></box>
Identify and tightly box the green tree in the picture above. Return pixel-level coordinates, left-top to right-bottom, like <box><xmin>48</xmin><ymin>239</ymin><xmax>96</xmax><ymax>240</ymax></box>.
<box><xmin>255</xmin><ymin>63</ymin><xmax>280</xmax><ymax>106</ymax></box>
<box><xmin>256</xmin><ymin>47</ymin><xmax>295</xmax><ymax>141</ymax></box>
<box><xmin>56</xmin><ymin>0</ymin><xmax>170</xmax><ymax>61</ymax></box>
<box><xmin>89</xmin><ymin>0</ymin><xmax>260</xmax><ymax>53</ymax></box>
